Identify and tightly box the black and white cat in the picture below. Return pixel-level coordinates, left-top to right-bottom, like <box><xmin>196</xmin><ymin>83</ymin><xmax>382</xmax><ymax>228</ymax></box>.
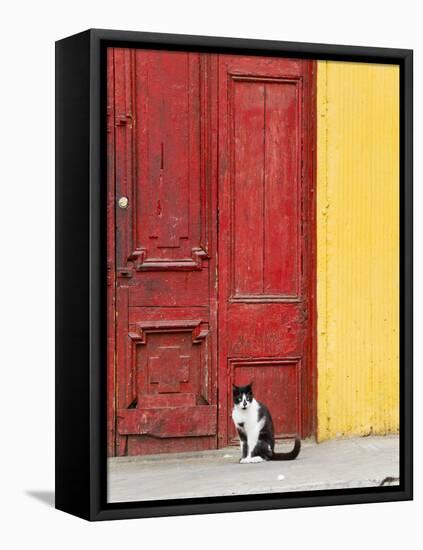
<box><xmin>232</xmin><ymin>383</ymin><xmax>301</xmax><ymax>464</ymax></box>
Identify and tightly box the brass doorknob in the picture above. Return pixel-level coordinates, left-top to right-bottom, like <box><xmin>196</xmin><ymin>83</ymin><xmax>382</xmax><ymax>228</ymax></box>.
<box><xmin>118</xmin><ymin>196</ymin><xmax>129</xmax><ymax>209</ymax></box>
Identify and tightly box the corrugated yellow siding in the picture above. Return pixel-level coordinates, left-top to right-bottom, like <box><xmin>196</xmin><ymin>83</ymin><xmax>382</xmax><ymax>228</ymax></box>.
<box><xmin>316</xmin><ymin>61</ymin><xmax>399</xmax><ymax>440</ymax></box>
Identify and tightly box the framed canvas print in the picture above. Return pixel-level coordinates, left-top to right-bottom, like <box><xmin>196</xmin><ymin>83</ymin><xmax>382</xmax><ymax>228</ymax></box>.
<box><xmin>55</xmin><ymin>29</ymin><xmax>413</xmax><ymax>521</ymax></box>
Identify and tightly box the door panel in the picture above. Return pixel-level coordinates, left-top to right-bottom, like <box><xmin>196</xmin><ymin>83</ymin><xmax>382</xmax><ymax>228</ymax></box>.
<box><xmin>109</xmin><ymin>48</ymin><xmax>218</xmax><ymax>456</ymax></box>
<box><xmin>228</xmin><ymin>358</ymin><xmax>301</xmax><ymax>442</ymax></box>
<box><xmin>114</xmin><ymin>48</ymin><xmax>209</xmax><ymax>273</ymax></box>
<box><xmin>217</xmin><ymin>55</ymin><xmax>316</xmax><ymax>446</ymax></box>
<box><xmin>230</xmin><ymin>76</ymin><xmax>301</xmax><ymax>300</ymax></box>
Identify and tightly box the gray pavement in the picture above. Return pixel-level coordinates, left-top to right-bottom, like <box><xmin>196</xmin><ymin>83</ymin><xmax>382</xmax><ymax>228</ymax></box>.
<box><xmin>107</xmin><ymin>435</ymin><xmax>399</xmax><ymax>503</ymax></box>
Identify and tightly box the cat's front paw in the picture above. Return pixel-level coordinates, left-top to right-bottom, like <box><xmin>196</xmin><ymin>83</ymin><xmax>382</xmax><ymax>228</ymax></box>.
<box><xmin>240</xmin><ymin>456</ymin><xmax>264</xmax><ymax>464</ymax></box>
<box><xmin>249</xmin><ymin>456</ymin><xmax>264</xmax><ymax>463</ymax></box>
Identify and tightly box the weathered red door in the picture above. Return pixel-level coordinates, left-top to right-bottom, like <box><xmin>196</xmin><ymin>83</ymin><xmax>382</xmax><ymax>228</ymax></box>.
<box><xmin>216</xmin><ymin>55</ymin><xmax>316</xmax><ymax>446</ymax></box>
<box><xmin>107</xmin><ymin>48</ymin><xmax>315</xmax><ymax>456</ymax></box>
<box><xmin>107</xmin><ymin>48</ymin><xmax>218</xmax><ymax>456</ymax></box>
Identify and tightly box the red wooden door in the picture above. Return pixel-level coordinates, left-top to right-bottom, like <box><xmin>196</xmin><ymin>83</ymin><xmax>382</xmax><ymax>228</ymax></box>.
<box><xmin>107</xmin><ymin>48</ymin><xmax>315</xmax><ymax>456</ymax></box>
<box><xmin>107</xmin><ymin>48</ymin><xmax>218</xmax><ymax>456</ymax></box>
<box><xmin>216</xmin><ymin>55</ymin><xmax>316</xmax><ymax>446</ymax></box>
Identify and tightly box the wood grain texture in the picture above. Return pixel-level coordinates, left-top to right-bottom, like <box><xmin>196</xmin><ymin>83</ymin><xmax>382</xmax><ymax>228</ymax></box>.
<box><xmin>230</xmin><ymin>77</ymin><xmax>300</xmax><ymax>299</ymax></box>
<box><xmin>316</xmin><ymin>61</ymin><xmax>399</xmax><ymax>440</ymax></box>
<box><xmin>118</xmin><ymin>406</ymin><xmax>217</xmax><ymax>437</ymax></box>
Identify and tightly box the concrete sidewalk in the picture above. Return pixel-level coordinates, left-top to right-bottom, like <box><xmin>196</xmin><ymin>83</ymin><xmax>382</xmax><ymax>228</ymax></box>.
<box><xmin>107</xmin><ymin>435</ymin><xmax>399</xmax><ymax>503</ymax></box>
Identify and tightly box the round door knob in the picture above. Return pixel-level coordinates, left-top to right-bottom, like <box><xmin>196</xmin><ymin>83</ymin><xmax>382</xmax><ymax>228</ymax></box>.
<box><xmin>118</xmin><ymin>196</ymin><xmax>129</xmax><ymax>209</ymax></box>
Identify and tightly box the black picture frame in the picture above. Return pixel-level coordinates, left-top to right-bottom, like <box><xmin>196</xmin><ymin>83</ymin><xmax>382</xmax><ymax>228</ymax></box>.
<box><xmin>55</xmin><ymin>28</ymin><xmax>413</xmax><ymax>521</ymax></box>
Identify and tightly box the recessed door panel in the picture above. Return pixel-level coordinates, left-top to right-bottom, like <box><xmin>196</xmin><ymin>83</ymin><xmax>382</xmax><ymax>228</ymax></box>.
<box><xmin>230</xmin><ymin>77</ymin><xmax>301</xmax><ymax>300</ymax></box>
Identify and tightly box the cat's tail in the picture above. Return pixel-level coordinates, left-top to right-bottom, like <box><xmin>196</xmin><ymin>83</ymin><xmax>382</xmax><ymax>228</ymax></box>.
<box><xmin>271</xmin><ymin>437</ymin><xmax>301</xmax><ymax>461</ymax></box>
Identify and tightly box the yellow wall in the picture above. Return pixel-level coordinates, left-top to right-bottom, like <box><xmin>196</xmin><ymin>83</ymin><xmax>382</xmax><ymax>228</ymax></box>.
<box><xmin>316</xmin><ymin>61</ymin><xmax>400</xmax><ymax>441</ymax></box>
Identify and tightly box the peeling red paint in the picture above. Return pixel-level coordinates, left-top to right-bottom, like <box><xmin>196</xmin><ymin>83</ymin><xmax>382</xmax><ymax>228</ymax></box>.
<box><xmin>107</xmin><ymin>48</ymin><xmax>316</xmax><ymax>456</ymax></box>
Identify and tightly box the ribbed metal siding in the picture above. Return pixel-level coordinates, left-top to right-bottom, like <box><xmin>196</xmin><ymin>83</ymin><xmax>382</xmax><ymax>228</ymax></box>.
<box><xmin>316</xmin><ymin>61</ymin><xmax>400</xmax><ymax>440</ymax></box>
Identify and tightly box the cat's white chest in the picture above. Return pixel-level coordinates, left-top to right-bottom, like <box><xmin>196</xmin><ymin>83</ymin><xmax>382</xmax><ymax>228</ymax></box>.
<box><xmin>232</xmin><ymin>399</ymin><xmax>265</xmax><ymax>463</ymax></box>
<box><xmin>232</xmin><ymin>399</ymin><xmax>259</xmax><ymax>429</ymax></box>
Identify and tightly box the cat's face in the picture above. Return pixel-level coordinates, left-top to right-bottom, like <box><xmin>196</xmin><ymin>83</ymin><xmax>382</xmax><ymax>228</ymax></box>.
<box><xmin>232</xmin><ymin>383</ymin><xmax>253</xmax><ymax>410</ymax></box>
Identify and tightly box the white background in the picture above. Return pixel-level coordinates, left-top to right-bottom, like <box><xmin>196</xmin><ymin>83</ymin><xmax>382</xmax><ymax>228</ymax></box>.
<box><xmin>0</xmin><ymin>1</ymin><xmax>420</xmax><ymax>548</ymax></box>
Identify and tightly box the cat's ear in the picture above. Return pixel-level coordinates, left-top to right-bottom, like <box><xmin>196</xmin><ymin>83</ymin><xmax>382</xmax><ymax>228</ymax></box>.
<box><xmin>247</xmin><ymin>382</ymin><xmax>253</xmax><ymax>391</ymax></box>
